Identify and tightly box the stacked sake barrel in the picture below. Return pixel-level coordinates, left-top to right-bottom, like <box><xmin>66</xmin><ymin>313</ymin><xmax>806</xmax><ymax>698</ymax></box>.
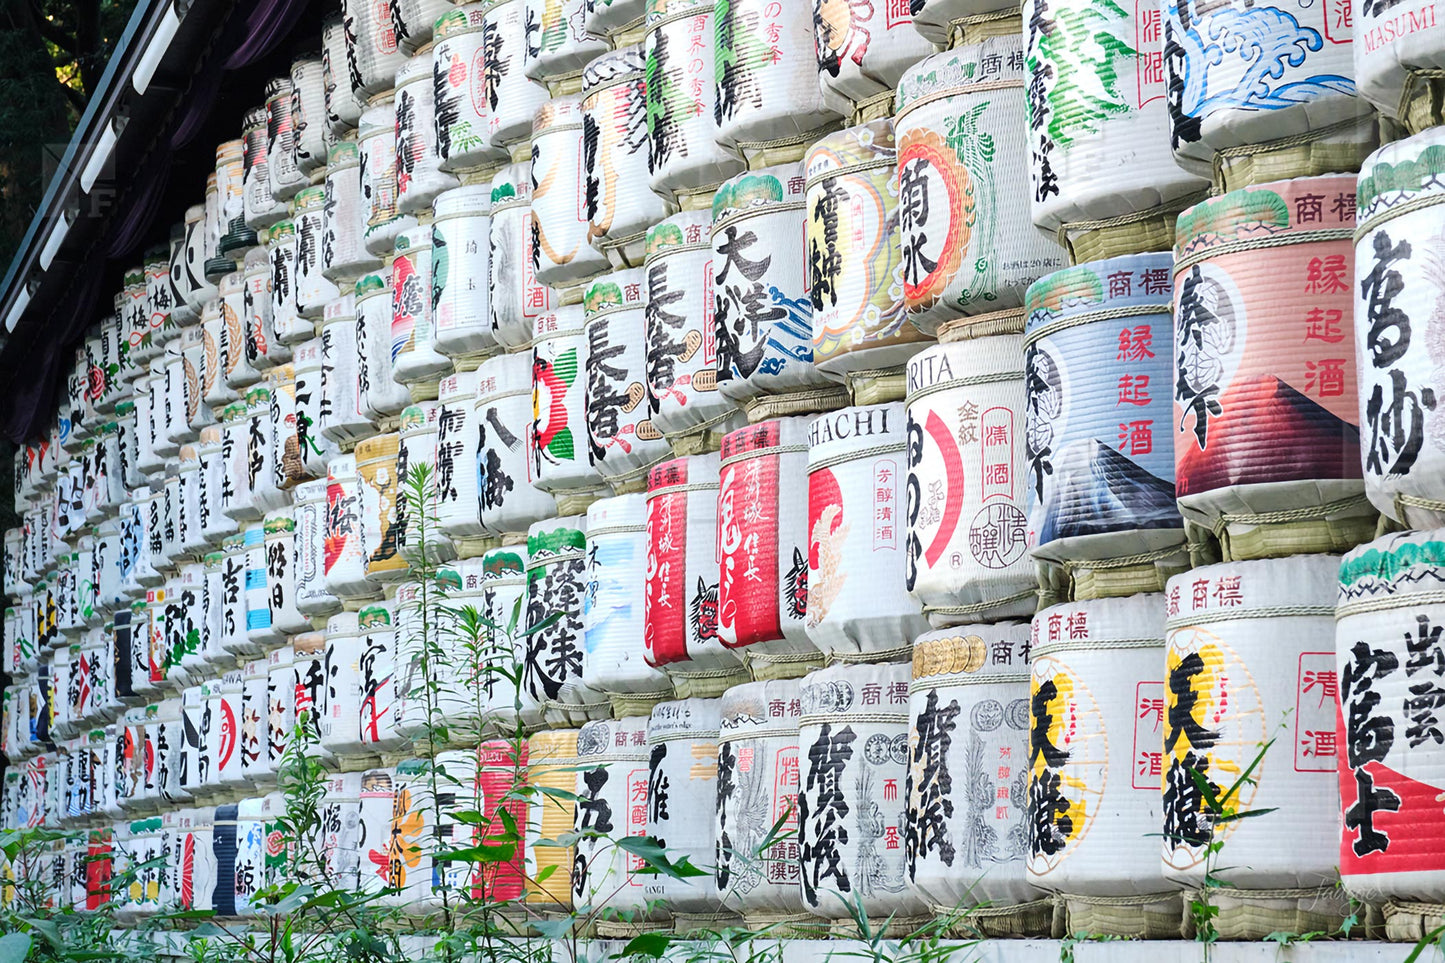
<box><xmin>9</xmin><ymin>0</ymin><xmax>1431</xmax><ymax>950</ymax></box>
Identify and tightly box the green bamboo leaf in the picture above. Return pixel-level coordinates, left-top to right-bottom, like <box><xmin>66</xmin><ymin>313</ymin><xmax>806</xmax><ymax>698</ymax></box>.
<box><xmin>0</xmin><ymin>932</ymin><xmax>31</xmax><ymax>963</ymax></box>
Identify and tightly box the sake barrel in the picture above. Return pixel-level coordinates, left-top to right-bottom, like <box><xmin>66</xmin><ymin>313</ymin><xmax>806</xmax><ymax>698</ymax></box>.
<box><xmin>324</xmin><ymin>454</ymin><xmax>375</xmax><ymax>600</ymax></box>
<box><xmin>219</xmin><ymin>534</ymin><xmax>255</xmax><ymax>659</ymax></box>
<box><xmin>712</xmin><ymin>0</ymin><xmax>841</xmax><ymax>159</ymax></box>
<box><xmin>714</xmin><ymin>679</ymin><xmax>805</xmax><ymax>920</ymax></box>
<box><xmin>356</xmin><ymin>273</ymin><xmax>413</xmax><ymax>418</ymax></box>
<box><xmin>1021</xmin><ymin>0</ymin><xmax>1209</xmax><ymax>255</ymax></box>
<box><xmin>909</xmin><ymin>0</ymin><xmax>1016</xmax><ymax>44</ymax></box>
<box><xmin>644</xmin><ymin>697</ymin><xmax>727</xmax><ymax>916</ymax></box>
<box><xmin>319</xmin><ymin>295</ymin><xmax>376</xmax><ymax>444</ymax></box>
<box><xmin>345</xmin><ymin>0</ymin><xmax>407</xmax><ymax>95</ymax></box>
<box><xmin>1355</xmin><ymin>132</ymin><xmax>1445</xmax><ymax>529</ymax></box>
<box><xmin>572</xmin><ymin>716</ymin><xmax>661</xmax><ymax>919</ymax></box>
<box><xmin>713</xmin><ymin>165</ymin><xmax>839</xmax><ymax>413</ymax></box>
<box><xmin>422</xmin><ymin>748</ymin><xmax>483</xmax><ymax>906</ymax></box>
<box><xmin>1173</xmin><ymin>177</ymin><xmax>1371</xmax><ymax>559</ymax></box>
<box><xmin>243</xmin><ymin>106</ymin><xmax>287</xmax><ymax>231</ymax></box>
<box><xmin>354</xmin><ymin>768</ymin><xmax>398</xmax><ymax>895</ymax></box>
<box><xmin>317</xmin><ymin>772</ymin><xmax>363</xmax><ymax>890</ymax></box>
<box><xmin>145</xmin><ymin>245</ymin><xmax>178</xmax><ymax>348</ymax></box>
<box><xmin>182</xmin><ymin>203</ymin><xmax>220</xmax><ymax>316</ymax></box>
<box><xmin>266</xmin><ymin>76</ymin><xmax>307</xmax><ymax>202</ymax></box>
<box><xmin>582</xmin><ymin>493</ymin><xmax>673</xmax><ymax>708</ymax></box>
<box><xmin>475</xmin><ymin>353</ymin><xmax>557</xmax><ymax>534</ymax></box>
<box><xmin>525</xmin><ymin>728</ymin><xmax>578</xmax><ymax>910</ymax></box>
<box><xmin>804</xmin><ymin>121</ymin><xmax>931</xmax><ymax>397</ymax></box>
<box><xmin>249</xmin><ymin>241</ymin><xmax>291</xmax><ymax>363</ymax></box>
<box><xmin>1023</xmin><ymin>255</ymin><xmax>1185</xmax><ymax>600</ymax></box>
<box><xmin>490</xmin><ymin>161</ymin><xmax>550</xmax><ymax>350</ymax></box>
<box><xmin>201</xmin><ymin>302</ymin><xmax>238</xmax><ymax>409</ymax></box>
<box><xmin>395</xmin><ymin>53</ymin><xmax>460</xmax><ymax>214</ymax></box>
<box><xmin>245</xmin><ymin>385</ymin><xmax>289</xmax><ymax>517</ymax></box>
<box><xmin>471</xmin><ymin>740</ymin><xmax>527</xmax><ymax>900</ymax></box>
<box><xmin>320</xmin><ymin>613</ymin><xmax>367</xmax><ymax>758</ymax></box>
<box><xmin>1026</xmin><ymin>595</ymin><xmax>1180</xmax><ymax>935</ymax></box>
<box><xmin>813</xmin><ymin>0</ymin><xmax>933</xmax><ymax>121</ymax></box>
<box><xmin>122</xmin><ymin>267</ymin><xmax>155</xmax><ymax>367</ymax></box>
<box><xmin>292</xmin><ymin>632</ymin><xmax>330</xmax><ymax>756</ymax></box>
<box><xmin>532</xmin><ymin>304</ymin><xmax>606</xmax><ymax>500</ymax></box>
<box><xmin>323</xmin><ymin>15</ymin><xmax>367</xmax><ymax>135</ymax></box>
<box><xmin>525</xmin><ymin>517</ymin><xmax>607</xmax><ymax>725</ymax></box>
<box><xmin>268</xmin><ymin>219</ymin><xmax>303</xmax><ymax>345</ymax></box>
<box><xmin>239</xmin><ymin>659</ymin><xmax>268</xmax><ymax>781</ymax></box>
<box><xmin>432</xmin><ymin>6</ymin><xmax>506</xmax><ymax>171</ymax></box>
<box><xmin>293</xmin><ymin>339</ymin><xmax>337</xmax><ymax>480</ymax></box>
<box><xmin>268</xmin><ymin>364</ymin><xmax>307</xmax><ymax>490</ymax></box>
<box><xmin>481</xmin><ymin>0</ymin><xmax>549</xmax><ymax>151</ymax></box>
<box><xmin>644</xmin><ymin>0</ymin><xmax>744</xmax><ymax>204</ymax></box>
<box><xmin>431</xmin><ymin>185</ymin><xmax>496</xmax><ymax>360</ymax></box>
<box><xmin>907</xmin><ymin>625</ymin><xmax>1049</xmax><ymax>923</ymax></box>
<box><xmin>358</xmin><ymin>101</ymin><xmax>418</xmax><ymax>258</ymax></box>
<box><xmin>716</xmin><ymin>419</ymin><xmax>823</xmax><ymax>676</ymax></box>
<box><xmin>210</xmin><ymin>802</ymin><xmax>239</xmax><ymax>915</ymax></box>
<box><xmin>233</xmin><ymin>796</ymin><xmax>268</xmax><ymax>913</ymax></box>
<box><xmin>583</xmin><ymin>270</ymin><xmax>670</xmax><ymax>489</ymax></box>
<box><xmin>356</xmin><ymin>434</ymin><xmax>408</xmax><ymax>582</ymax></box>
<box><xmin>396</xmin><ymin>401</ymin><xmax>456</xmax><ymax>561</ymax></box>
<box><xmin>904</xmin><ymin>336</ymin><xmax>1037</xmax><ymax>625</ymax></box>
<box><xmin>470</xmin><ymin>547</ymin><xmax>543</xmax><ymax>732</ymax></box>
<box><xmin>323</xmin><ymin>140</ymin><xmax>382</xmax><ymax>282</ymax></box>
<box><xmin>523</xmin><ymin>0</ymin><xmax>607</xmax><ymax>87</ymax></box>
<box><xmin>435</xmin><ymin>372</ymin><xmax>486</xmax><ymax>548</ymax></box>
<box><xmin>293</xmin><ymin>187</ymin><xmax>339</xmax><ymax>319</ymax></box>
<box><xmin>395</xmin><ymin>0</ymin><xmax>451</xmax><ymax>53</ymax></box>
<box><xmin>217</xmin><ymin>135</ymin><xmax>253</xmax><ymax>267</ymax></box>
<box><xmin>644</xmin><ymin>455</ymin><xmax>746</xmax><ymax>691</ymax></box>
<box><xmin>242</xmin><ymin>523</ymin><xmax>281</xmax><ymax>649</ymax></box>
<box><xmin>219</xmin><ymin>271</ymin><xmax>261</xmax><ymax>391</ymax></box>
<box><xmin>358</xmin><ymin>601</ymin><xmax>407</xmax><ymax>751</ymax></box>
<box><xmin>1161</xmin><ymin>555</ymin><xmax>1345</xmax><ymax>935</ymax></box>
<box><xmin>198</xmin><ymin>428</ymin><xmax>232</xmax><ymax>547</ymax></box>
<box><xmin>177</xmin><ymin>807</ymin><xmax>220</xmax><ymax>912</ymax></box>
<box><xmin>643</xmin><ymin>210</ymin><xmax>742</xmax><ymax>446</ymax></box>
<box><xmin>210</xmin><ymin>670</ymin><xmax>245</xmax><ymax>791</ymax></box>
<box><xmin>796</xmin><ymin>661</ymin><xmax>925</xmax><ymax>922</ymax></box>
<box><xmin>1163</xmin><ymin>0</ymin><xmax>1372</xmax><ymax>181</ymax></box>
<box><xmin>264</xmin><ymin>513</ymin><xmax>309</xmax><ymax>636</ymax></box>
<box><xmin>179</xmin><ymin>328</ymin><xmax>215</xmax><ymax>435</ymax></box>
<box><xmin>265</xmin><ymin>645</ymin><xmax>297</xmax><ymax>773</ymax></box>
<box><xmin>176</xmin><ymin>448</ymin><xmax>206</xmax><ymax>557</ymax></box>
<box><xmin>806</xmin><ymin>404</ymin><xmax>931</xmax><ymax>659</ymax></box>
<box><xmin>1336</xmin><ymin>531</ymin><xmax>1445</xmax><ymax>902</ymax></box>
<box><xmin>582</xmin><ymin>45</ymin><xmax>673</xmax><ymax>267</ymax></box>
<box><xmin>894</xmin><ymin>39</ymin><xmax>1067</xmax><ymax>337</ymax></box>
<box><xmin>531</xmin><ymin>94</ymin><xmax>610</xmax><ymax>287</ymax></box>
<box><xmin>290</xmin><ymin>57</ymin><xmax>328</xmax><ymax>176</ymax></box>
<box><xmin>391</xmin><ymin>226</ymin><xmax>455</xmax><ymax>389</ymax></box>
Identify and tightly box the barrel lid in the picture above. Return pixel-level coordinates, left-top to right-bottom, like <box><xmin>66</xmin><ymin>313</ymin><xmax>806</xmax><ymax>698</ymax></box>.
<box><xmin>712</xmin><ymin>163</ymin><xmax>805</xmax><ymax>223</ymax></box>
<box><xmin>325</xmin><ymin>610</ymin><xmax>360</xmax><ymax>638</ymax></box>
<box><xmin>1025</xmin><ymin>253</ymin><xmax>1175</xmax><ymax>335</ymax></box>
<box><xmin>243</xmin><ymin>104</ymin><xmax>269</xmax><ymax>131</ymax></box>
<box><xmin>533</xmin><ymin>94</ymin><xmax>585</xmax><ymax>136</ymax></box>
<box><xmin>265</xmin><ymin>76</ymin><xmax>291</xmax><ymax>101</ymax></box>
<box><xmin>395</xmin><ymin>54</ymin><xmax>431</xmax><ymax>88</ymax></box>
<box><xmin>354</xmin><ymin>272</ymin><xmax>389</xmax><ymax>301</ymax></box>
<box><xmin>434</xmin><ymin>5</ymin><xmax>485</xmax><ymax>39</ymax></box>
<box><xmin>480</xmin><ymin>546</ymin><xmax>527</xmax><ymax>580</ymax></box>
<box><xmin>644</xmin><ymin>208</ymin><xmax>712</xmax><ymax>259</ymax></box>
<box><xmin>645</xmin><ymin>0</ymin><xmax>709</xmax><ymax>24</ymax></box>
<box><xmin>582</xmin><ymin>269</ymin><xmax>645</xmax><ymax>320</ymax></box>
<box><xmin>803</xmin><ymin>119</ymin><xmax>895</xmax><ymax>187</ymax></box>
<box><xmin>581</xmin><ymin>44</ymin><xmax>645</xmax><ymax>94</ymax></box>
<box><xmin>1339</xmin><ymin>531</ymin><xmax>1445</xmax><ymax>611</ymax></box>
<box><xmin>719</xmin><ymin>677</ymin><xmax>802</xmax><ymax>735</ymax></box>
<box><xmin>646</xmin><ymin>697</ymin><xmax>722</xmax><ymax>742</ymax></box>
<box><xmin>526</xmin><ymin>516</ymin><xmax>586</xmax><ymax>565</ymax></box>
<box><xmin>894</xmin><ymin>37</ymin><xmax>1025</xmax><ymax>117</ymax></box>
<box><xmin>394</xmin><ymin>225</ymin><xmax>431</xmax><ymax>253</ymax></box>
<box><xmin>475</xmin><ymin>349</ymin><xmax>532</xmax><ymax>400</ymax></box>
<box><xmin>432</xmin><ymin>183</ymin><xmax>492</xmax><ymax>218</ymax></box>
<box><xmin>1174</xmin><ymin>175</ymin><xmax>1356</xmax><ymax>263</ymax></box>
<box><xmin>327</xmin><ymin>139</ymin><xmax>360</xmax><ymax>166</ymax></box>
<box><xmin>354</xmin><ymin>432</ymin><xmax>400</xmax><ymax>462</ymax></box>
<box><xmin>576</xmin><ymin>716</ymin><xmax>649</xmax><ymax>759</ymax></box>
<box><xmin>357</xmin><ymin>600</ymin><xmax>395</xmax><ymax>629</ymax></box>
<box><xmin>293</xmin><ymin>185</ymin><xmax>326</xmax><ymax>210</ymax></box>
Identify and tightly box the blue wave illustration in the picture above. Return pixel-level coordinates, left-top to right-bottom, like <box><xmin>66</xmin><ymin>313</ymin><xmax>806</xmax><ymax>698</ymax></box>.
<box><xmin>1171</xmin><ymin>4</ymin><xmax>1354</xmax><ymax>117</ymax></box>
<box><xmin>766</xmin><ymin>286</ymin><xmax>815</xmax><ymax>364</ymax></box>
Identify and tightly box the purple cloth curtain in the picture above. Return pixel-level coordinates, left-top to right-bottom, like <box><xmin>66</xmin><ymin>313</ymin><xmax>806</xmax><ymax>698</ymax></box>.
<box><xmin>2</xmin><ymin>0</ymin><xmax>314</xmax><ymax>441</ymax></box>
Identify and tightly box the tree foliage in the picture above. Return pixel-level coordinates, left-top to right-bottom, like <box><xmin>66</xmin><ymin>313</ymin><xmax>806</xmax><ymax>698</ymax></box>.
<box><xmin>0</xmin><ymin>0</ymin><xmax>137</xmax><ymax>267</ymax></box>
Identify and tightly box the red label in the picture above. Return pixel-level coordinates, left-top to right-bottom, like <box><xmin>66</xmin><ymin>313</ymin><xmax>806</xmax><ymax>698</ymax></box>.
<box><xmin>719</xmin><ymin>441</ymin><xmax>781</xmax><ymax>648</ymax></box>
<box><xmin>1132</xmin><ymin>681</ymin><xmax>1165</xmax><ymax>790</ymax></box>
<box><xmin>477</xmin><ymin>742</ymin><xmax>527</xmax><ymax>900</ymax></box>
<box><xmin>645</xmin><ymin>462</ymin><xmax>690</xmax><ymax>666</ymax></box>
